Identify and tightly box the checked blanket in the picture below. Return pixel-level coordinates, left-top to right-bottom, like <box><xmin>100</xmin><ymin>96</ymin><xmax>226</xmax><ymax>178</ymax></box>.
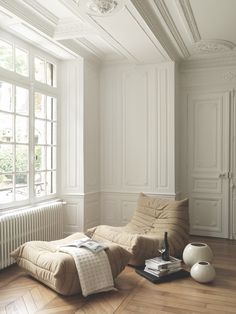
<box><xmin>59</xmin><ymin>246</ymin><xmax>115</xmax><ymax>297</ymax></box>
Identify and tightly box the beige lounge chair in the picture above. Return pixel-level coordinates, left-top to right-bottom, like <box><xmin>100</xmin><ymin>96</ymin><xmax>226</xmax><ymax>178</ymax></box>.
<box><xmin>86</xmin><ymin>193</ymin><xmax>189</xmax><ymax>266</ymax></box>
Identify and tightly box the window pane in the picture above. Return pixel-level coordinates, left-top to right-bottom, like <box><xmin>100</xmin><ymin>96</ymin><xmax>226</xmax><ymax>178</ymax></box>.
<box><xmin>53</xmin><ymin>123</ymin><xmax>56</xmax><ymax>144</ymax></box>
<box><xmin>46</xmin><ymin>62</ymin><xmax>56</xmax><ymax>87</ymax></box>
<box><xmin>0</xmin><ymin>113</ymin><xmax>14</xmax><ymax>142</ymax></box>
<box><xmin>46</xmin><ymin>96</ymin><xmax>52</xmax><ymax>120</ymax></box>
<box><xmin>16</xmin><ymin>145</ymin><xmax>28</xmax><ymax>172</ymax></box>
<box><xmin>0</xmin><ymin>174</ymin><xmax>13</xmax><ymax>203</ymax></box>
<box><xmin>35</xmin><ymin>172</ymin><xmax>45</xmax><ymax>197</ymax></box>
<box><xmin>15</xmin><ymin>47</ymin><xmax>29</xmax><ymax>76</ymax></box>
<box><xmin>47</xmin><ymin>147</ymin><xmax>56</xmax><ymax>170</ymax></box>
<box><xmin>16</xmin><ymin>186</ymin><xmax>28</xmax><ymax>201</ymax></box>
<box><xmin>16</xmin><ymin>86</ymin><xmax>29</xmax><ymax>115</ymax></box>
<box><xmin>35</xmin><ymin>146</ymin><xmax>45</xmax><ymax>170</ymax></box>
<box><xmin>16</xmin><ymin>116</ymin><xmax>28</xmax><ymax>143</ymax></box>
<box><xmin>47</xmin><ymin>96</ymin><xmax>56</xmax><ymax>120</ymax></box>
<box><xmin>46</xmin><ymin>147</ymin><xmax>52</xmax><ymax>170</ymax></box>
<box><xmin>35</xmin><ymin>57</ymin><xmax>45</xmax><ymax>83</ymax></box>
<box><xmin>47</xmin><ymin>122</ymin><xmax>52</xmax><ymax>145</ymax></box>
<box><xmin>46</xmin><ymin>171</ymin><xmax>56</xmax><ymax>194</ymax></box>
<box><xmin>0</xmin><ymin>40</ymin><xmax>13</xmax><ymax>71</ymax></box>
<box><xmin>15</xmin><ymin>173</ymin><xmax>28</xmax><ymax>201</ymax></box>
<box><xmin>35</xmin><ymin>119</ymin><xmax>46</xmax><ymax>144</ymax></box>
<box><xmin>35</xmin><ymin>93</ymin><xmax>45</xmax><ymax>118</ymax></box>
<box><xmin>47</xmin><ymin>122</ymin><xmax>56</xmax><ymax>145</ymax></box>
<box><xmin>52</xmin><ymin>147</ymin><xmax>56</xmax><ymax>169</ymax></box>
<box><xmin>0</xmin><ymin>81</ymin><xmax>13</xmax><ymax>112</ymax></box>
<box><xmin>0</xmin><ymin>144</ymin><xmax>13</xmax><ymax>173</ymax></box>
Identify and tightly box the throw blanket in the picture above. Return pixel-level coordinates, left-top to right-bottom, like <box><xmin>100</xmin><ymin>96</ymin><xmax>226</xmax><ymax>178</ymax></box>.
<box><xmin>60</xmin><ymin>246</ymin><xmax>115</xmax><ymax>297</ymax></box>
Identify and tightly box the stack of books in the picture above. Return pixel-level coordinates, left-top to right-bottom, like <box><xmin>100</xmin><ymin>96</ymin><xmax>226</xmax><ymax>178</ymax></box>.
<box><xmin>144</xmin><ymin>256</ymin><xmax>182</xmax><ymax>277</ymax></box>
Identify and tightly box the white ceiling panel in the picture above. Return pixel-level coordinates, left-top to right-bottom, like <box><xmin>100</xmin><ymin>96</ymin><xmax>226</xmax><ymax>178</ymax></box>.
<box><xmin>83</xmin><ymin>34</ymin><xmax>119</xmax><ymax>55</ymax></box>
<box><xmin>93</xmin><ymin>7</ymin><xmax>165</xmax><ymax>63</ymax></box>
<box><xmin>190</xmin><ymin>0</ymin><xmax>236</xmax><ymax>44</ymax></box>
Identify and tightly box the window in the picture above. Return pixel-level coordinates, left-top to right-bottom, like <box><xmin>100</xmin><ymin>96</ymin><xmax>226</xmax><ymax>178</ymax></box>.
<box><xmin>0</xmin><ymin>39</ymin><xmax>29</xmax><ymax>76</ymax></box>
<box><xmin>34</xmin><ymin>93</ymin><xmax>56</xmax><ymax>197</ymax></box>
<box><xmin>35</xmin><ymin>56</ymin><xmax>56</xmax><ymax>87</ymax></box>
<box><xmin>0</xmin><ymin>35</ymin><xmax>57</xmax><ymax>208</ymax></box>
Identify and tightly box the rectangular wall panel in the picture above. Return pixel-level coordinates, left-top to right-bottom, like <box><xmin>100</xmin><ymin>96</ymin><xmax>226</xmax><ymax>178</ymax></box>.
<box><xmin>123</xmin><ymin>70</ymin><xmax>149</xmax><ymax>188</ymax></box>
<box><xmin>191</xmin><ymin>197</ymin><xmax>222</xmax><ymax>232</ymax></box>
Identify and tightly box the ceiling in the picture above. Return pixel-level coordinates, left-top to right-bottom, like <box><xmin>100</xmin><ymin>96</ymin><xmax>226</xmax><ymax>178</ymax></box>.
<box><xmin>0</xmin><ymin>0</ymin><xmax>235</xmax><ymax>64</ymax></box>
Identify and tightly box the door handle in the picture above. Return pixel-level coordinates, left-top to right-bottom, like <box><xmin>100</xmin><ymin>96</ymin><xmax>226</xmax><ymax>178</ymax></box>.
<box><xmin>219</xmin><ymin>172</ymin><xmax>227</xmax><ymax>178</ymax></box>
<box><xmin>219</xmin><ymin>172</ymin><xmax>231</xmax><ymax>179</ymax></box>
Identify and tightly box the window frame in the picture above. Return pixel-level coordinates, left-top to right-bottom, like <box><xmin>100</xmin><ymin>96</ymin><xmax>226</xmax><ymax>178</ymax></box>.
<box><xmin>0</xmin><ymin>30</ymin><xmax>59</xmax><ymax>210</ymax></box>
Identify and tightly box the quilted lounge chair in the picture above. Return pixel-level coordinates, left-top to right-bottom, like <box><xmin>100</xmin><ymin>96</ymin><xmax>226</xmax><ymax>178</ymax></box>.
<box><xmin>86</xmin><ymin>193</ymin><xmax>189</xmax><ymax>266</ymax></box>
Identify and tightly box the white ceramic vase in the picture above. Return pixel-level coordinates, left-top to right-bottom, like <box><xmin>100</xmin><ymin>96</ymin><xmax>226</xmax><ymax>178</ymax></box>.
<box><xmin>190</xmin><ymin>261</ymin><xmax>216</xmax><ymax>283</ymax></box>
<box><xmin>183</xmin><ymin>242</ymin><xmax>213</xmax><ymax>267</ymax></box>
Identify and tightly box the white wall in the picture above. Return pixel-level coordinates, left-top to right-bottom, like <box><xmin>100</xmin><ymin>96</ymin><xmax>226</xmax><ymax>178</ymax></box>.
<box><xmin>84</xmin><ymin>60</ymin><xmax>100</xmax><ymax>229</ymax></box>
<box><xmin>60</xmin><ymin>55</ymin><xmax>236</xmax><ymax>239</ymax></box>
<box><xmin>100</xmin><ymin>62</ymin><xmax>178</xmax><ymax>226</ymax></box>
<box><xmin>60</xmin><ymin>59</ymin><xmax>100</xmax><ymax>235</ymax></box>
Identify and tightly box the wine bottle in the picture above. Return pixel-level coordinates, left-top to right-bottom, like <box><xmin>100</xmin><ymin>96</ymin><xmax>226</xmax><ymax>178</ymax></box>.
<box><xmin>161</xmin><ymin>231</ymin><xmax>170</xmax><ymax>261</ymax></box>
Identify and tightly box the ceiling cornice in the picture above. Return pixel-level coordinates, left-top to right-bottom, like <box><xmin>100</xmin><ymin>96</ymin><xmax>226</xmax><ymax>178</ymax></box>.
<box><xmin>74</xmin><ymin>38</ymin><xmax>105</xmax><ymax>60</ymax></box>
<box><xmin>0</xmin><ymin>0</ymin><xmax>55</xmax><ymax>37</ymax></box>
<box><xmin>22</xmin><ymin>0</ymin><xmax>59</xmax><ymax>26</ymax></box>
<box><xmin>153</xmin><ymin>0</ymin><xmax>190</xmax><ymax>58</ymax></box>
<box><xmin>58</xmin><ymin>39</ymin><xmax>101</xmax><ymax>64</ymax></box>
<box><xmin>130</xmin><ymin>0</ymin><xmax>179</xmax><ymax>61</ymax></box>
<box><xmin>175</xmin><ymin>0</ymin><xmax>201</xmax><ymax>43</ymax></box>
<box><xmin>181</xmin><ymin>52</ymin><xmax>236</xmax><ymax>71</ymax></box>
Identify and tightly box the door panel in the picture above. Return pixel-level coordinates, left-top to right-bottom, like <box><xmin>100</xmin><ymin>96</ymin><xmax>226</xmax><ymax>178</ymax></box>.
<box><xmin>188</xmin><ymin>92</ymin><xmax>230</xmax><ymax>238</ymax></box>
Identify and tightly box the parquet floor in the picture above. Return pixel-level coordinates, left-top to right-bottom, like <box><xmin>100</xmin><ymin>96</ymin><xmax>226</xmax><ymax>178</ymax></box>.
<box><xmin>0</xmin><ymin>236</ymin><xmax>236</xmax><ymax>314</ymax></box>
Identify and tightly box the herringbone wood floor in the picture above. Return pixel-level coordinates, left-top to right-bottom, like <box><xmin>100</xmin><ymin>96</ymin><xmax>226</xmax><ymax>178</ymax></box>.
<box><xmin>0</xmin><ymin>236</ymin><xmax>236</xmax><ymax>314</ymax></box>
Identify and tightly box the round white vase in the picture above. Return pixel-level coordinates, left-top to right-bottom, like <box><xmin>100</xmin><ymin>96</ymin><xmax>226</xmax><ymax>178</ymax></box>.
<box><xmin>190</xmin><ymin>261</ymin><xmax>216</xmax><ymax>283</ymax></box>
<box><xmin>183</xmin><ymin>242</ymin><xmax>213</xmax><ymax>267</ymax></box>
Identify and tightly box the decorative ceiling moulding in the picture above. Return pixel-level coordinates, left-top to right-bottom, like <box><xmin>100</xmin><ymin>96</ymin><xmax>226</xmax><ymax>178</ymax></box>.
<box><xmin>75</xmin><ymin>38</ymin><xmax>105</xmax><ymax>59</ymax></box>
<box><xmin>130</xmin><ymin>0</ymin><xmax>179</xmax><ymax>61</ymax></box>
<box><xmin>54</xmin><ymin>19</ymin><xmax>96</xmax><ymax>40</ymax></box>
<box><xmin>124</xmin><ymin>5</ymin><xmax>166</xmax><ymax>62</ymax></box>
<box><xmin>191</xmin><ymin>40</ymin><xmax>236</xmax><ymax>55</ymax></box>
<box><xmin>59</xmin><ymin>0</ymin><xmax>138</xmax><ymax>63</ymax></box>
<box><xmin>175</xmin><ymin>0</ymin><xmax>201</xmax><ymax>43</ymax></box>
<box><xmin>0</xmin><ymin>0</ymin><xmax>55</xmax><ymax>37</ymax></box>
<box><xmin>22</xmin><ymin>0</ymin><xmax>59</xmax><ymax>26</ymax></box>
<box><xmin>180</xmin><ymin>53</ymin><xmax>236</xmax><ymax>72</ymax></box>
<box><xmin>73</xmin><ymin>0</ymin><xmax>125</xmax><ymax>17</ymax></box>
<box><xmin>222</xmin><ymin>71</ymin><xmax>236</xmax><ymax>81</ymax></box>
<box><xmin>58</xmin><ymin>38</ymin><xmax>101</xmax><ymax>63</ymax></box>
<box><xmin>153</xmin><ymin>0</ymin><xmax>190</xmax><ymax>59</ymax></box>
<box><xmin>0</xmin><ymin>9</ymin><xmax>13</xmax><ymax>20</ymax></box>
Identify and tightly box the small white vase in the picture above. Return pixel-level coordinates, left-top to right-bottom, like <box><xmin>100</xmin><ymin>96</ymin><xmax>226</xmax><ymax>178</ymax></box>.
<box><xmin>183</xmin><ymin>242</ymin><xmax>213</xmax><ymax>267</ymax></box>
<box><xmin>190</xmin><ymin>261</ymin><xmax>216</xmax><ymax>283</ymax></box>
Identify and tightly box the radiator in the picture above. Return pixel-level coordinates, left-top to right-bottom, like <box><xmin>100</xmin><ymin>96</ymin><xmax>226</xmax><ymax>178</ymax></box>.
<box><xmin>0</xmin><ymin>201</ymin><xmax>64</xmax><ymax>270</ymax></box>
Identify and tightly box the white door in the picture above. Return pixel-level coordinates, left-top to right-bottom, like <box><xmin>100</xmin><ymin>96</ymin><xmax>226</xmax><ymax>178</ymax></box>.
<box><xmin>188</xmin><ymin>92</ymin><xmax>230</xmax><ymax>238</ymax></box>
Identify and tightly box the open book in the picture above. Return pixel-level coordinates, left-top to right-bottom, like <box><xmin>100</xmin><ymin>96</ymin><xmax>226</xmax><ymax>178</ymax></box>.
<box><xmin>59</xmin><ymin>236</ymin><xmax>107</xmax><ymax>253</ymax></box>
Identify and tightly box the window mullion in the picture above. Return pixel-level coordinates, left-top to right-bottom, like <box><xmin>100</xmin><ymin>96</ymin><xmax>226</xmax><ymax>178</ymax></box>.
<box><xmin>13</xmin><ymin>85</ymin><xmax>16</xmax><ymax>201</ymax></box>
<box><xmin>29</xmin><ymin>81</ymin><xmax>34</xmax><ymax>203</ymax></box>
